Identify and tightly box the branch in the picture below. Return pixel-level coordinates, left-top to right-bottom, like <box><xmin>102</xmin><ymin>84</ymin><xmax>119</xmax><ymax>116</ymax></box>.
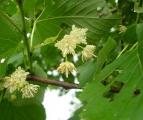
<box><xmin>17</xmin><ymin>0</ymin><xmax>32</xmax><ymax>71</ymax></box>
<box><xmin>27</xmin><ymin>75</ymin><xmax>80</xmax><ymax>89</ymax></box>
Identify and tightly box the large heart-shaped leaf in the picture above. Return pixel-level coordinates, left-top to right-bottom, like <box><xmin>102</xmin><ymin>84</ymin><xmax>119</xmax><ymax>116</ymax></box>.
<box><xmin>31</xmin><ymin>0</ymin><xmax>119</xmax><ymax>47</ymax></box>
<box><xmin>79</xmin><ymin>49</ymin><xmax>143</xmax><ymax>120</ymax></box>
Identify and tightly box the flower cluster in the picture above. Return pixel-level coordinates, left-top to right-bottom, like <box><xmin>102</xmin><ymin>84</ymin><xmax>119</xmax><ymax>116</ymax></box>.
<box><xmin>55</xmin><ymin>25</ymin><xmax>96</xmax><ymax>77</ymax></box>
<box><xmin>57</xmin><ymin>61</ymin><xmax>76</xmax><ymax>78</ymax></box>
<box><xmin>21</xmin><ymin>84</ymin><xmax>39</xmax><ymax>98</ymax></box>
<box><xmin>55</xmin><ymin>25</ymin><xmax>88</xmax><ymax>57</ymax></box>
<box><xmin>119</xmin><ymin>25</ymin><xmax>127</xmax><ymax>34</ymax></box>
<box><xmin>2</xmin><ymin>67</ymin><xmax>39</xmax><ymax>99</ymax></box>
<box><xmin>82</xmin><ymin>45</ymin><xmax>96</xmax><ymax>61</ymax></box>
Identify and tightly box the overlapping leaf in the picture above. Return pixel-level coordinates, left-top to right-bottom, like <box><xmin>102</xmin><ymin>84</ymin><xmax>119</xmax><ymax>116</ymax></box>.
<box><xmin>32</xmin><ymin>0</ymin><xmax>119</xmax><ymax>47</ymax></box>
<box><xmin>137</xmin><ymin>23</ymin><xmax>143</xmax><ymax>70</ymax></box>
<box><xmin>0</xmin><ymin>100</ymin><xmax>45</xmax><ymax>120</ymax></box>
<box><xmin>79</xmin><ymin>49</ymin><xmax>143</xmax><ymax>120</ymax></box>
<box><xmin>0</xmin><ymin>12</ymin><xmax>21</xmax><ymax>58</ymax></box>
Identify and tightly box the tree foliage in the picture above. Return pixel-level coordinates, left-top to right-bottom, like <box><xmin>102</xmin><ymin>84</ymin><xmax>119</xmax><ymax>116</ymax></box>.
<box><xmin>0</xmin><ymin>0</ymin><xmax>143</xmax><ymax>120</ymax></box>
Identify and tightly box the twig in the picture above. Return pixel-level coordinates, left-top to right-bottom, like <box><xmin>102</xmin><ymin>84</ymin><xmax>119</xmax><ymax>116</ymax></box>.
<box><xmin>27</xmin><ymin>75</ymin><xmax>80</xmax><ymax>89</ymax></box>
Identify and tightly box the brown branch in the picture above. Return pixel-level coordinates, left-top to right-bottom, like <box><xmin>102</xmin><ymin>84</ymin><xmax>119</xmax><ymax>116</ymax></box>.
<box><xmin>27</xmin><ymin>75</ymin><xmax>80</xmax><ymax>89</ymax></box>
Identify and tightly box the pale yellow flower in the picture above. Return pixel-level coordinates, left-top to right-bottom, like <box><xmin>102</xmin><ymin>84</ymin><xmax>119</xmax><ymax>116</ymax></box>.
<box><xmin>70</xmin><ymin>25</ymin><xmax>88</xmax><ymax>44</ymax></box>
<box><xmin>55</xmin><ymin>25</ymin><xmax>88</xmax><ymax>57</ymax></box>
<box><xmin>3</xmin><ymin>76</ymin><xmax>18</xmax><ymax>93</ymax></box>
<box><xmin>55</xmin><ymin>35</ymin><xmax>76</xmax><ymax>57</ymax></box>
<box><xmin>3</xmin><ymin>67</ymin><xmax>39</xmax><ymax>99</ymax></box>
<box><xmin>82</xmin><ymin>45</ymin><xmax>96</xmax><ymax>61</ymax></box>
<box><xmin>3</xmin><ymin>67</ymin><xmax>29</xmax><ymax>93</ymax></box>
<box><xmin>21</xmin><ymin>84</ymin><xmax>39</xmax><ymax>98</ymax></box>
<box><xmin>11</xmin><ymin>67</ymin><xmax>29</xmax><ymax>81</ymax></box>
<box><xmin>119</xmin><ymin>25</ymin><xmax>127</xmax><ymax>34</ymax></box>
<box><xmin>57</xmin><ymin>61</ymin><xmax>76</xmax><ymax>78</ymax></box>
<box><xmin>3</xmin><ymin>77</ymin><xmax>27</xmax><ymax>93</ymax></box>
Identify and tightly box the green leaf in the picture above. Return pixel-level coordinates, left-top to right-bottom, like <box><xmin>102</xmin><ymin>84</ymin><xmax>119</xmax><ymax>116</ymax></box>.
<box><xmin>32</xmin><ymin>61</ymin><xmax>47</xmax><ymax>78</ymax></box>
<box><xmin>0</xmin><ymin>62</ymin><xmax>7</xmax><ymax>77</ymax></box>
<box><xmin>32</xmin><ymin>0</ymin><xmax>119</xmax><ymax>47</ymax></box>
<box><xmin>34</xmin><ymin>36</ymin><xmax>56</xmax><ymax>48</ymax></box>
<box><xmin>96</xmin><ymin>37</ymin><xmax>117</xmax><ymax>73</ymax></box>
<box><xmin>0</xmin><ymin>12</ymin><xmax>21</xmax><ymax>57</ymax></box>
<box><xmin>7</xmin><ymin>52</ymin><xmax>24</xmax><ymax>67</ymax></box>
<box><xmin>40</xmin><ymin>44</ymin><xmax>61</xmax><ymax>67</ymax></box>
<box><xmin>23</xmin><ymin>0</ymin><xmax>45</xmax><ymax>19</ymax></box>
<box><xmin>0</xmin><ymin>0</ymin><xmax>17</xmax><ymax>16</ymax></box>
<box><xmin>23</xmin><ymin>0</ymin><xmax>37</xmax><ymax>18</ymax></box>
<box><xmin>124</xmin><ymin>24</ymin><xmax>137</xmax><ymax>44</ymax></box>
<box><xmin>78</xmin><ymin>60</ymin><xmax>96</xmax><ymax>87</ymax></box>
<box><xmin>137</xmin><ymin>23</ymin><xmax>143</xmax><ymax>69</ymax></box>
<box><xmin>34</xmin><ymin>32</ymin><xmax>60</xmax><ymax>49</ymax></box>
<box><xmin>80</xmin><ymin>49</ymin><xmax>143</xmax><ymax>120</ymax></box>
<box><xmin>0</xmin><ymin>100</ymin><xmax>45</xmax><ymax>120</ymax></box>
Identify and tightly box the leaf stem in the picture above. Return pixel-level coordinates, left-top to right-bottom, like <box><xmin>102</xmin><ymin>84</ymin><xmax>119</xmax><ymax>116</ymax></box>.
<box><xmin>77</xmin><ymin>45</ymin><xmax>84</xmax><ymax>49</ymax></box>
<box><xmin>17</xmin><ymin>0</ymin><xmax>32</xmax><ymax>71</ymax></box>
<box><xmin>117</xmin><ymin>44</ymin><xmax>129</xmax><ymax>58</ymax></box>
<box><xmin>30</xmin><ymin>8</ymin><xmax>46</xmax><ymax>51</ymax></box>
<box><xmin>129</xmin><ymin>42</ymin><xmax>138</xmax><ymax>51</ymax></box>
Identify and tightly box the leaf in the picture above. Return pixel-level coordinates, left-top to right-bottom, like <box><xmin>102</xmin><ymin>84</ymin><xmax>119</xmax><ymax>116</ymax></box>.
<box><xmin>0</xmin><ymin>12</ymin><xmax>21</xmax><ymax>57</ymax></box>
<box><xmin>79</xmin><ymin>49</ymin><xmax>143</xmax><ymax>120</ymax></box>
<box><xmin>137</xmin><ymin>23</ymin><xmax>143</xmax><ymax>70</ymax></box>
<box><xmin>0</xmin><ymin>100</ymin><xmax>45</xmax><ymax>120</ymax></box>
<box><xmin>32</xmin><ymin>0</ymin><xmax>119</xmax><ymax>47</ymax></box>
<box><xmin>23</xmin><ymin>0</ymin><xmax>37</xmax><ymax>18</ymax></box>
<box><xmin>78</xmin><ymin>60</ymin><xmax>96</xmax><ymax>87</ymax></box>
<box><xmin>40</xmin><ymin>44</ymin><xmax>61</xmax><ymax>67</ymax></box>
<box><xmin>96</xmin><ymin>37</ymin><xmax>117</xmax><ymax>73</ymax></box>
<box><xmin>34</xmin><ymin>36</ymin><xmax>57</xmax><ymax>49</ymax></box>
<box><xmin>124</xmin><ymin>24</ymin><xmax>137</xmax><ymax>44</ymax></box>
<box><xmin>23</xmin><ymin>0</ymin><xmax>45</xmax><ymax>18</ymax></box>
<box><xmin>7</xmin><ymin>52</ymin><xmax>24</xmax><ymax>67</ymax></box>
<box><xmin>0</xmin><ymin>0</ymin><xmax>17</xmax><ymax>16</ymax></box>
<box><xmin>34</xmin><ymin>29</ymin><xmax>61</xmax><ymax>49</ymax></box>
<box><xmin>32</xmin><ymin>61</ymin><xmax>47</xmax><ymax>78</ymax></box>
<box><xmin>0</xmin><ymin>61</ymin><xmax>7</xmax><ymax>77</ymax></box>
